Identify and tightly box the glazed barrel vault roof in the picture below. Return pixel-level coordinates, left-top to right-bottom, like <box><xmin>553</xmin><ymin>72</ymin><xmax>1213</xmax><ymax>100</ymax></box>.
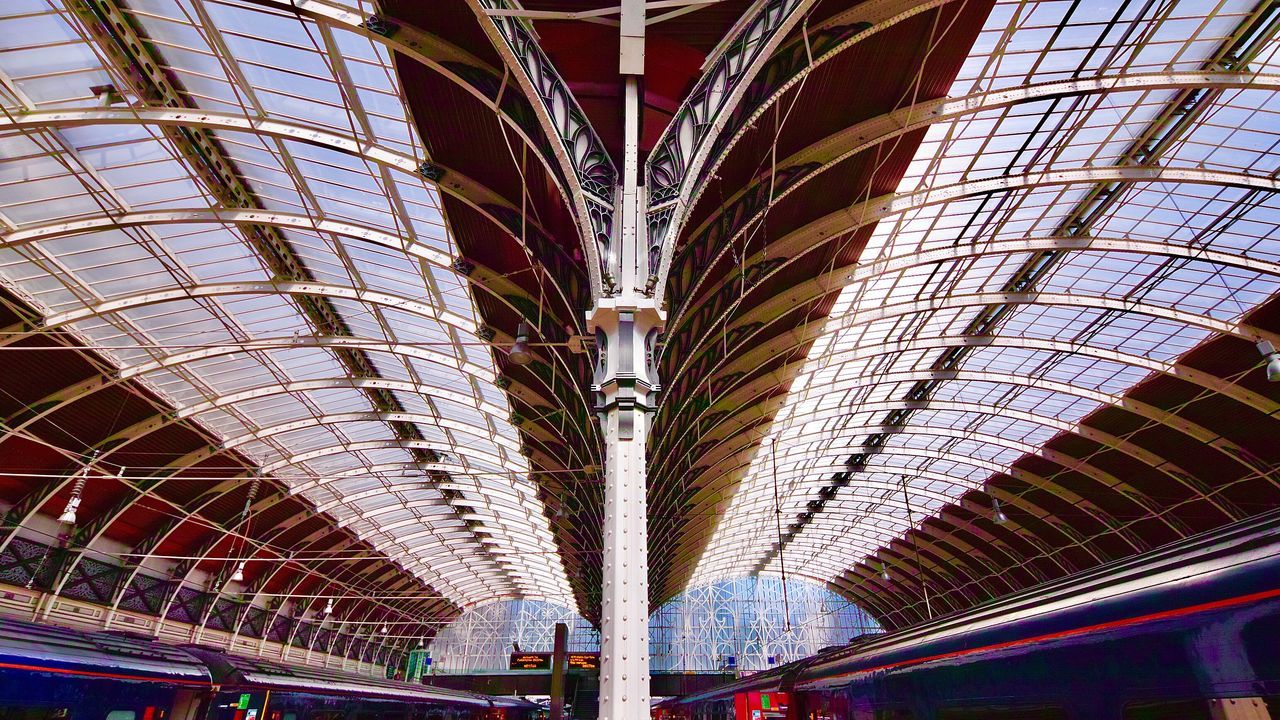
<box><xmin>0</xmin><ymin>0</ymin><xmax>1277</xmax><ymax>647</ymax></box>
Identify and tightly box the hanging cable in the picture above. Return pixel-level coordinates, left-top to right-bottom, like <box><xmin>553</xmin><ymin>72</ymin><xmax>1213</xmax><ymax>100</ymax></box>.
<box><xmin>900</xmin><ymin>475</ymin><xmax>932</xmax><ymax>620</ymax></box>
<box><xmin>771</xmin><ymin>440</ymin><xmax>791</xmax><ymax>632</ymax></box>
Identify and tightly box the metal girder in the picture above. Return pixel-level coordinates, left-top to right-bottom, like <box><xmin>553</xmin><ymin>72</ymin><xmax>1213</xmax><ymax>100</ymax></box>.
<box><xmin>249</xmin><ymin>534</ymin><xmax>444</xmax><ymax>645</ymax></box>
<box><xmin>668</xmin><ymin>166</ymin><xmax>1280</xmax><ymax>344</ymax></box>
<box><xmin>653</xmin><ymin>315</ymin><xmax>1276</xmax><ymax>510</ymax></box>
<box><xmin>653</xmin><ymin>0</ymin><xmax>969</xmax><ymax>302</ymax></box>
<box><xmin>849</xmin><ymin>290</ymin><xmax>1280</xmax><ymax>348</ymax></box>
<box><xmin>179</xmin><ymin>376</ymin><xmax>498</xmax><ymax>429</ymax></box>
<box><xmin>654</xmin><ymin>332</ymin><xmax>1274</xmax><ymax>499</ymax></box>
<box><xmin>0</xmin><ymin>108</ymin><xmax>586</xmax><ymax>327</ymax></box>
<box><xmin>257</xmin><ymin>438</ymin><xmax>501</xmax><ymax>476</ymax></box>
<box><xmin>691</xmin><ymin>445</ymin><xmax>1090</xmax><ymax>592</ymax></box>
<box><xmin>832</xmin><ymin>509</ymin><xmax>1013</xmax><ymax>604</ymax></box>
<box><xmin>783</xmin><ymin>525</ymin><xmax>975</xmax><ymax>607</ymax></box>
<box><xmin>895</xmin><ymin>502</ymin><xmax>1062</xmax><ymax>589</ymax></box>
<box><xmin>656</xmin><ymin>168</ymin><xmax>1280</xmax><ymax>546</ymax></box>
<box><xmin>850</xmin><ymin>233</ymin><xmax>1280</xmax><ymax>289</ymax></box>
<box><xmin>832</xmin><ymin>368</ymin><xmax>1270</xmax><ymax>475</ymax></box>
<box><xmin>753</xmin><ymin>493</ymin><xmax>1016</xmax><ymax>604</ymax></box>
<box><xmin>672</xmin><ymin>450</ymin><xmax>1071</xmax><ymax>582</ymax></box>
<box><xmin>104</xmin><ymin>474</ymin><xmax>276</xmax><ymax>626</ymax></box>
<box><xmin>154</xmin><ymin>484</ymin><xmax>448</xmax><ymax>640</ymax></box>
<box><xmin>1</xmin><ymin>211</ymin><xmax>567</xmax><ymax>340</ymax></box>
<box><xmin>468</xmin><ymin>0</ymin><xmax>616</xmax><ymax>297</ymax></box>
<box><xmin>663</xmin><ymin>272</ymin><xmax>1280</xmax><ymax>425</ymax></box>
<box><xmin>693</xmin><ymin>431</ymin><xmax>1136</xmax><ymax>568</ymax></box>
<box><xmin>0</xmin><ymin>364</ymin><xmax>584</xmax><ymax>581</ymax></box>
<box><xmin>658</xmin><ymin>360</ymin><xmax>1261</xmax><ymax>585</ymax></box>
<box><xmin>691</xmin><ymin>363</ymin><xmax>1271</xmax><ymax>490</ymax></box>
<box><xmin>786</xmin><ymin>395</ymin><xmax>1216</xmax><ymax>500</ymax></box>
<box><xmin>777</xmin><ymin>422</ymin><xmax>1165</xmax><ymax>539</ymax></box>
<box><xmin>1</xmin><ymin>208</ymin><xmax>594</xmax><ymax>421</ymax></box>
<box><xmin>58</xmin><ymin>0</ymin><xmax>556</xmax><ymax>604</ymax></box>
<box><xmin>644</xmin><ymin>0</ymin><xmax>813</xmax><ymax>287</ymax></box>
<box><xmin>74</xmin><ymin>450</ymin><xmax>444</xmax><ymax>634</ymax></box>
<box><xmin>236</xmin><ymin>0</ymin><xmax>579</xmax><ymax>217</ymax></box>
<box><xmin>657</xmin><ymin>313</ymin><xmax>1278</xmax><ymax>478</ymax></box>
<box><xmin>220</xmin><ymin>411</ymin><xmax>519</xmax><ymax>457</ymax></box>
<box><xmin>36</xmin><ymin>276</ymin><xmax>468</xmax><ymax>332</ymax></box>
<box><xmin>114</xmin><ymin>334</ymin><xmax>591</xmax><ymax>449</ymax></box>
<box><xmin>674</xmin><ymin>71</ymin><xmax>1280</xmax><ymax>317</ymax></box>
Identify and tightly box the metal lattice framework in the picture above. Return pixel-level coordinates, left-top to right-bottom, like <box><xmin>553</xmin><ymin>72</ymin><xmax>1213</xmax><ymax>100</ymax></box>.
<box><xmin>428</xmin><ymin>598</ymin><xmax>600</xmax><ymax>673</ymax></box>
<box><xmin>649</xmin><ymin>577</ymin><xmax>879</xmax><ymax>673</ymax></box>
<box><xmin>2</xmin><ymin>0</ymin><xmax>1280</xmax><ymax>674</ymax></box>
<box><xmin>686</xmin><ymin>0</ymin><xmax>1280</xmax><ymax>626</ymax></box>
<box><xmin>0</xmin><ymin>0</ymin><xmax>574</xmax><ymax>616</ymax></box>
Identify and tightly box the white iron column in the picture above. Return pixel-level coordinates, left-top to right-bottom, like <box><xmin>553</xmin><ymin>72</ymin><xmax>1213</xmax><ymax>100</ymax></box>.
<box><xmin>590</xmin><ymin>298</ymin><xmax>661</xmax><ymax>719</ymax></box>
<box><xmin>593</xmin><ymin>2</ymin><xmax>657</xmax><ymax>717</ymax></box>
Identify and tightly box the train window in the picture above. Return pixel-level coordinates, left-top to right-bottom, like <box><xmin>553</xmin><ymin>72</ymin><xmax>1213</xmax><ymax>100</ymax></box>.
<box><xmin>938</xmin><ymin>708</ymin><xmax>1066</xmax><ymax>719</ymax></box>
<box><xmin>105</xmin><ymin>712</ymin><xmax>137</xmax><ymax>720</ymax></box>
<box><xmin>1122</xmin><ymin>700</ymin><xmax>1213</xmax><ymax>720</ymax></box>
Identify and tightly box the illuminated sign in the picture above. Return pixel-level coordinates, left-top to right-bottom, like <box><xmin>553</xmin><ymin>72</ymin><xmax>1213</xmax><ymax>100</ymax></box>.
<box><xmin>508</xmin><ymin>652</ymin><xmax>601</xmax><ymax>671</ymax></box>
<box><xmin>510</xmin><ymin>653</ymin><xmax>552</xmax><ymax>670</ymax></box>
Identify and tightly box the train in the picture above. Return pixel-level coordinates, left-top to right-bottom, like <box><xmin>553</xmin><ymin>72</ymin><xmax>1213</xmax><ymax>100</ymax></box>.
<box><xmin>0</xmin><ymin>614</ymin><xmax>539</xmax><ymax>720</ymax></box>
<box><xmin>660</xmin><ymin>508</ymin><xmax>1280</xmax><ymax>720</ymax></box>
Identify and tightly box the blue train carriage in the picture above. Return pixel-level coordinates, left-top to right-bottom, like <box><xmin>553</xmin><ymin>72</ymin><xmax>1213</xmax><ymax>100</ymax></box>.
<box><xmin>0</xmin><ymin>613</ymin><xmax>540</xmax><ymax>720</ymax></box>
<box><xmin>182</xmin><ymin>646</ymin><xmax>539</xmax><ymax>720</ymax></box>
<box><xmin>0</xmin><ymin>614</ymin><xmax>212</xmax><ymax>719</ymax></box>
<box><xmin>669</xmin><ymin>509</ymin><xmax>1280</xmax><ymax>720</ymax></box>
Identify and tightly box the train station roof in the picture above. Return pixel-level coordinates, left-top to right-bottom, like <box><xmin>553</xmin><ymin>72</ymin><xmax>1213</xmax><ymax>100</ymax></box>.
<box><xmin>0</xmin><ymin>0</ymin><xmax>1277</xmax><ymax>656</ymax></box>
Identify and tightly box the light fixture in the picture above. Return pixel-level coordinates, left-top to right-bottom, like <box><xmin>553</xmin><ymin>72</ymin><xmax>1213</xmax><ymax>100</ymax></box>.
<box><xmin>230</xmin><ymin>560</ymin><xmax>247</xmax><ymax>583</ymax></box>
<box><xmin>323</xmin><ymin>598</ymin><xmax>334</xmax><ymax>615</ymax></box>
<box><xmin>380</xmin><ymin>624</ymin><xmax>389</xmax><ymax>634</ymax></box>
<box><xmin>879</xmin><ymin>563</ymin><xmax>891</xmax><ymax>581</ymax></box>
<box><xmin>1259</xmin><ymin>340</ymin><xmax>1280</xmax><ymax>382</ymax></box>
<box><xmin>992</xmin><ymin>497</ymin><xmax>1009</xmax><ymax>524</ymax></box>
<box><xmin>59</xmin><ymin>476</ymin><xmax>86</xmax><ymax>525</ymax></box>
<box><xmin>507</xmin><ymin>322</ymin><xmax>533</xmax><ymax>365</ymax></box>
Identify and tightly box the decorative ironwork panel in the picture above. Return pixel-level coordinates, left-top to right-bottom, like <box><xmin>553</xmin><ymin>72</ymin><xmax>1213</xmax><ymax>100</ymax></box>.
<box><xmin>645</xmin><ymin>0</ymin><xmax>806</xmax><ymax>275</ymax></box>
<box><xmin>120</xmin><ymin>572</ymin><xmax>166</xmax><ymax>615</ymax></box>
<box><xmin>242</xmin><ymin>605</ymin><xmax>268</xmax><ymax>638</ymax></box>
<box><xmin>649</xmin><ymin>577</ymin><xmax>878</xmax><ymax>672</ymax></box>
<box><xmin>478</xmin><ymin>0</ymin><xmax>618</xmax><ymax>283</ymax></box>
<box><xmin>61</xmin><ymin>556</ymin><xmax>119</xmax><ymax>604</ymax></box>
<box><xmin>166</xmin><ymin>586</ymin><xmax>207</xmax><ymax>625</ymax></box>
<box><xmin>0</xmin><ymin>538</ymin><xmax>55</xmax><ymax>589</ymax></box>
<box><xmin>429</xmin><ymin>599</ymin><xmax>600</xmax><ymax>672</ymax></box>
<box><xmin>205</xmin><ymin>597</ymin><xmax>239</xmax><ymax>632</ymax></box>
<box><xmin>294</xmin><ymin>620</ymin><xmax>315</xmax><ymax>648</ymax></box>
<box><xmin>269</xmin><ymin>615</ymin><xmax>293</xmax><ymax>643</ymax></box>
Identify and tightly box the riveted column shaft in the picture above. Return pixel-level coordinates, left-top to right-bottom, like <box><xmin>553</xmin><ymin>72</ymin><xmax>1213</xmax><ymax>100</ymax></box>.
<box><xmin>590</xmin><ymin>297</ymin><xmax>662</xmax><ymax>719</ymax></box>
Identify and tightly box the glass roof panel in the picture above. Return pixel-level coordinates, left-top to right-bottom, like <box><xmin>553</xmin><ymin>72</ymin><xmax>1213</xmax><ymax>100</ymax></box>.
<box><xmin>0</xmin><ymin>0</ymin><xmax>572</xmax><ymax>609</ymax></box>
<box><xmin>690</xmin><ymin>0</ymin><xmax>1280</xmax><ymax>586</ymax></box>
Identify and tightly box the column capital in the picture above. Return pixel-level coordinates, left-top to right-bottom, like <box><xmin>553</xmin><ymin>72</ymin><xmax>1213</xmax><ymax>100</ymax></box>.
<box><xmin>587</xmin><ymin>296</ymin><xmax>665</xmax><ymax>415</ymax></box>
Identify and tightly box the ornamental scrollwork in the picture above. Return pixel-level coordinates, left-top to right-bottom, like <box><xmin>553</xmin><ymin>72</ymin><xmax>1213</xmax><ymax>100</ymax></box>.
<box><xmin>479</xmin><ymin>0</ymin><xmax>618</xmax><ymax>284</ymax></box>
<box><xmin>644</xmin><ymin>0</ymin><xmax>806</xmax><ymax>274</ymax></box>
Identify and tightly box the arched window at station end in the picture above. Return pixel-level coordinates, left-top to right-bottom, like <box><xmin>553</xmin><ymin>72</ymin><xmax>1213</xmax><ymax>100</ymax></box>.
<box><xmin>648</xmin><ymin>576</ymin><xmax>881</xmax><ymax>673</ymax></box>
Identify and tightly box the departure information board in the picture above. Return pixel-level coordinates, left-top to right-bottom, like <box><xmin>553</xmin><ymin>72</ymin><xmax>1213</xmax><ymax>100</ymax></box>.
<box><xmin>510</xmin><ymin>653</ymin><xmax>552</xmax><ymax>670</ymax></box>
<box><xmin>508</xmin><ymin>652</ymin><xmax>601</xmax><ymax>671</ymax></box>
